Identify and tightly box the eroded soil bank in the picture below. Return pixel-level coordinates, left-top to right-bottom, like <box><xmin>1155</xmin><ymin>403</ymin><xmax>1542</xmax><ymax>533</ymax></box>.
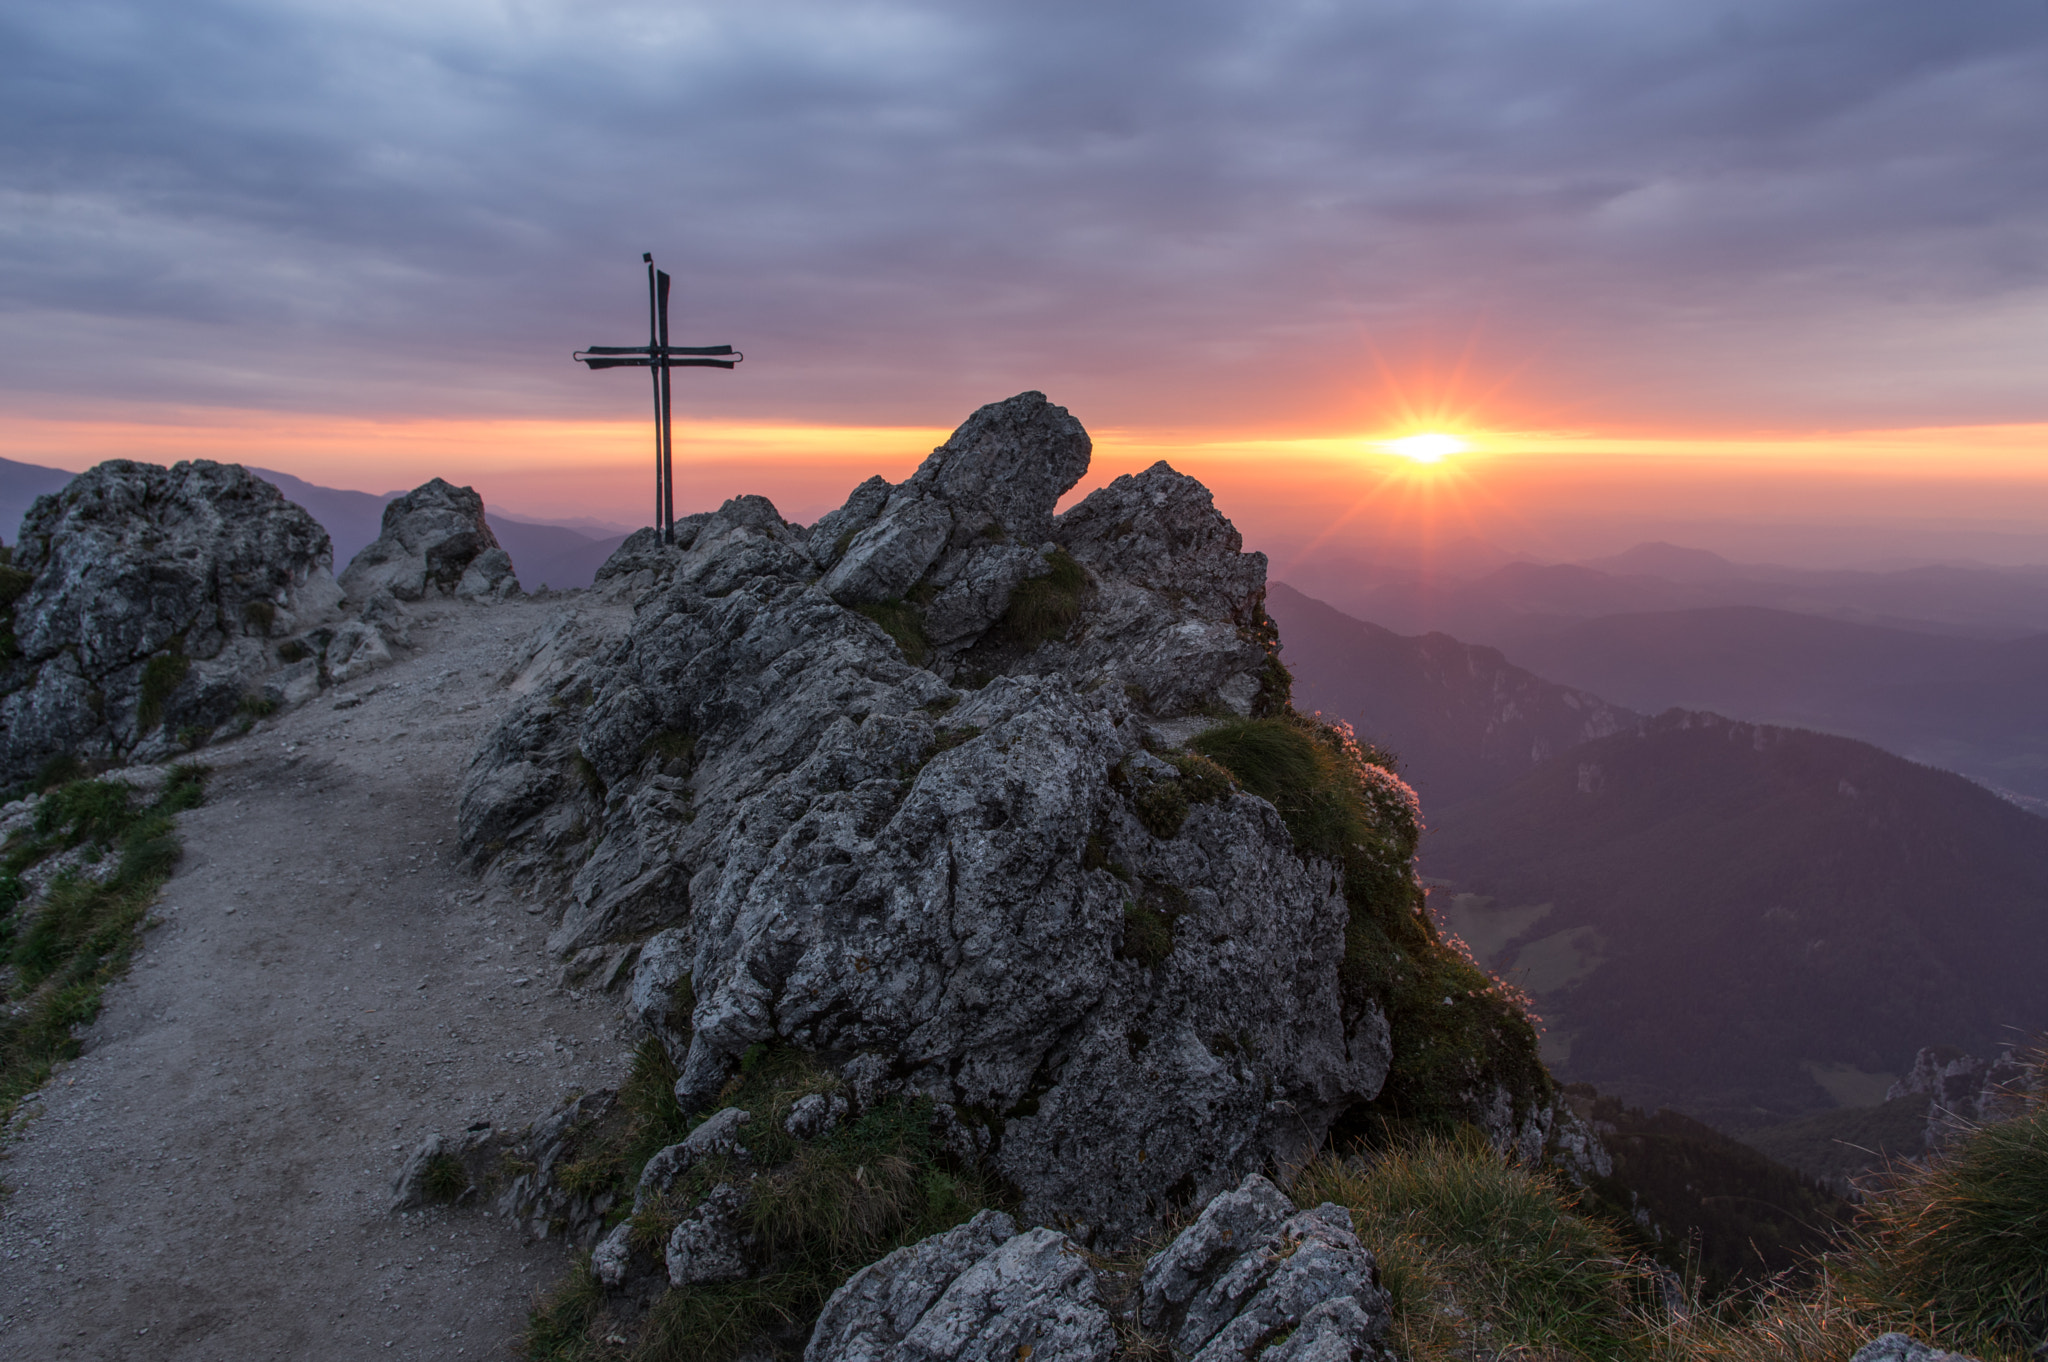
<box><xmin>0</xmin><ymin>597</ymin><xmax>623</xmax><ymax>1360</ymax></box>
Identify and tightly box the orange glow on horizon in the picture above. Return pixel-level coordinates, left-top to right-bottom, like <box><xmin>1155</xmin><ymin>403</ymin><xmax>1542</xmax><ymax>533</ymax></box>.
<box><xmin>2</xmin><ymin>407</ymin><xmax>2046</xmax><ymax>565</ymax></box>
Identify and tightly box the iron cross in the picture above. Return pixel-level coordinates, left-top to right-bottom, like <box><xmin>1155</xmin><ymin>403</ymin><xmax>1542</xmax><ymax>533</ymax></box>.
<box><xmin>574</xmin><ymin>254</ymin><xmax>744</xmax><ymax>543</ymax></box>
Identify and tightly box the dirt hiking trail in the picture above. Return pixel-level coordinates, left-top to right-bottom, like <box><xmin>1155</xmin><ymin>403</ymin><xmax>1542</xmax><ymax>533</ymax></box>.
<box><xmin>0</xmin><ymin>596</ymin><xmax>625</xmax><ymax>1360</ymax></box>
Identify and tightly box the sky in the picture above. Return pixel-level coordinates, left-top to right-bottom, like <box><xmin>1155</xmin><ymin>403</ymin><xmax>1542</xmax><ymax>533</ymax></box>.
<box><xmin>4</xmin><ymin>0</ymin><xmax>2048</xmax><ymax>566</ymax></box>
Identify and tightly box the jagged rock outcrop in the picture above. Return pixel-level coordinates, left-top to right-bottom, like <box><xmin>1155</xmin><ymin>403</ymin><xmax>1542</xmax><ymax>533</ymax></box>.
<box><xmin>459</xmin><ymin>392</ymin><xmax>1551</xmax><ymax>1242</ymax></box>
<box><xmin>390</xmin><ymin>1090</ymin><xmax>622</xmax><ymax>1245</ymax></box>
<box><xmin>0</xmin><ymin>459</ymin><xmax>343</xmax><ymax>782</ymax></box>
<box><xmin>340</xmin><ymin>477</ymin><xmax>518</xmax><ymax>602</ymax></box>
<box><xmin>1887</xmin><ymin>1044</ymin><xmax>2037</xmax><ymax>1150</ymax></box>
<box><xmin>806</xmin><ymin>1174</ymin><xmax>1392</xmax><ymax>1362</ymax></box>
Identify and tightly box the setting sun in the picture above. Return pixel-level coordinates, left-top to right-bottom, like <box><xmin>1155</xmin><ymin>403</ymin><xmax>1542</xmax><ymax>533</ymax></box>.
<box><xmin>1382</xmin><ymin>432</ymin><xmax>1468</xmax><ymax>463</ymax></box>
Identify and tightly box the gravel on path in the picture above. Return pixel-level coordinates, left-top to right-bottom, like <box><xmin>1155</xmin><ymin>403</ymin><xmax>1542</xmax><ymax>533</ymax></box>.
<box><xmin>0</xmin><ymin>595</ymin><xmax>626</xmax><ymax>1360</ymax></box>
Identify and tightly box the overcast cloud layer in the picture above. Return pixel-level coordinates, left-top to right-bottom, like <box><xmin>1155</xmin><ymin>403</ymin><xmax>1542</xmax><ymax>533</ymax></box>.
<box><xmin>3</xmin><ymin>0</ymin><xmax>2046</xmax><ymax>433</ymax></box>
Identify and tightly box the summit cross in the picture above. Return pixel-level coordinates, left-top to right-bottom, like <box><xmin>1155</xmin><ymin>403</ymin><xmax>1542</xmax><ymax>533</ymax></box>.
<box><xmin>574</xmin><ymin>254</ymin><xmax>745</xmax><ymax>543</ymax></box>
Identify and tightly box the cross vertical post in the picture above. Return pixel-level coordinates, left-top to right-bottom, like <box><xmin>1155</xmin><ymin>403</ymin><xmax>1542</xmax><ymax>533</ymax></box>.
<box><xmin>575</xmin><ymin>255</ymin><xmax>744</xmax><ymax>545</ymax></box>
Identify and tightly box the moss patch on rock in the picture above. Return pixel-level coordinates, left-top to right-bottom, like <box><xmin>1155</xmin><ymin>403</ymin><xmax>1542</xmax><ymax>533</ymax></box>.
<box><xmin>853</xmin><ymin>599</ymin><xmax>930</xmax><ymax>667</ymax></box>
<box><xmin>1191</xmin><ymin>711</ymin><xmax>1548</xmax><ymax>1136</ymax></box>
<box><xmin>996</xmin><ymin>548</ymin><xmax>1087</xmax><ymax>650</ymax></box>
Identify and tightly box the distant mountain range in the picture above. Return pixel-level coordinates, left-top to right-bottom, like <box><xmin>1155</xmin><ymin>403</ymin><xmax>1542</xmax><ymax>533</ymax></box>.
<box><xmin>1500</xmin><ymin>605</ymin><xmax>2048</xmax><ymax>807</ymax></box>
<box><xmin>1424</xmin><ymin>711</ymin><xmax>2048</xmax><ymax>1128</ymax></box>
<box><xmin>2</xmin><ymin>456</ymin><xmax>629</xmax><ymax>592</ymax></box>
<box><xmin>1267</xmin><ymin>582</ymin><xmax>1638</xmax><ymax>809</ymax></box>
<box><xmin>1284</xmin><ymin>541</ymin><xmax>2048</xmax><ymax>644</ymax></box>
<box><xmin>1274</xmin><ymin>583</ymin><xmax>2048</xmax><ymax>1133</ymax></box>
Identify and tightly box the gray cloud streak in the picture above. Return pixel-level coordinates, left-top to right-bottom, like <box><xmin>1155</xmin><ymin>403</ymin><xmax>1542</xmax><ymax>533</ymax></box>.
<box><xmin>2</xmin><ymin>0</ymin><xmax>2044</xmax><ymax>429</ymax></box>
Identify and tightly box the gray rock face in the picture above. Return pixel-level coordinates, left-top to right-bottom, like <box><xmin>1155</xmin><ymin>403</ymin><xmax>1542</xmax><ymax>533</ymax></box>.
<box><xmin>805</xmin><ymin>1210</ymin><xmax>1019</xmax><ymax>1362</ymax></box>
<box><xmin>1183</xmin><ymin>1203</ymin><xmax>1385</xmax><ymax>1361</ymax></box>
<box><xmin>666</xmin><ymin>1181</ymin><xmax>752</xmax><ymax>1287</ymax></box>
<box><xmin>1888</xmin><ymin>1044</ymin><xmax>2037</xmax><ymax>1150</ymax></box>
<box><xmin>0</xmin><ymin>459</ymin><xmax>343</xmax><ymax>782</ymax></box>
<box><xmin>816</xmin><ymin>392</ymin><xmax>1089</xmax><ymax>613</ymax></box>
<box><xmin>635</xmin><ymin>1105</ymin><xmax>752</xmax><ymax>1212</ymax></box>
<box><xmin>1850</xmin><ymin>1334</ymin><xmax>1982</xmax><ymax>1362</ymax></box>
<box><xmin>628</xmin><ymin>926</ymin><xmax>694</xmax><ymax>1061</ymax></box>
<box><xmin>895</xmin><ymin>1227</ymin><xmax>1114</xmax><ymax>1362</ymax></box>
<box><xmin>1139</xmin><ymin>1173</ymin><xmax>1297</xmax><ymax>1332</ymax></box>
<box><xmin>591</xmin><ymin>1220</ymin><xmax>637</xmax><ymax>1287</ymax></box>
<box><xmin>340</xmin><ymin>477</ymin><xmax>517</xmax><ymax>602</ymax></box>
<box><xmin>459</xmin><ymin>393</ymin><xmax>1486</xmax><ymax>1242</ymax></box>
<box><xmin>785</xmin><ymin>1091</ymin><xmax>850</xmax><ymax>1140</ymax></box>
<box><xmin>1140</xmin><ymin>1177</ymin><xmax>1388</xmax><ymax>1359</ymax></box>
<box><xmin>808</xmin><ymin>1176</ymin><xmax>1389</xmax><ymax>1362</ymax></box>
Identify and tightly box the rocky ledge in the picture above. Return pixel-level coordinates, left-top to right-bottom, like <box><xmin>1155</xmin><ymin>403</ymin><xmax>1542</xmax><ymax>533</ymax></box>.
<box><xmin>807</xmin><ymin>1173</ymin><xmax>1394</xmax><ymax>1362</ymax></box>
<box><xmin>0</xmin><ymin>462</ymin><xmax>521</xmax><ymax>787</ymax></box>
<box><xmin>459</xmin><ymin>391</ymin><xmax>1567</xmax><ymax>1248</ymax></box>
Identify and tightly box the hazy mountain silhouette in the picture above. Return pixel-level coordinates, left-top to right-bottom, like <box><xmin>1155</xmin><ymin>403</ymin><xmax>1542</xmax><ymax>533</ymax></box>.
<box><xmin>0</xmin><ymin>456</ymin><xmax>81</xmax><ymax>547</ymax></box>
<box><xmin>1267</xmin><ymin>581</ymin><xmax>1637</xmax><ymax>808</ymax></box>
<box><xmin>484</xmin><ymin>520</ymin><xmax>628</xmax><ymax>592</ymax></box>
<box><xmin>1502</xmin><ymin>606</ymin><xmax>2048</xmax><ymax>806</ymax></box>
<box><xmin>1288</xmin><ymin>544</ymin><xmax>2048</xmax><ymax>644</ymax></box>
<box><xmin>1425</xmin><ymin>711</ymin><xmax>2048</xmax><ymax>1129</ymax></box>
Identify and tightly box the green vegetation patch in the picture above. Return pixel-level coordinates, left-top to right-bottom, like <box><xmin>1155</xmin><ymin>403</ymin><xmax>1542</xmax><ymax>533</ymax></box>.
<box><xmin>526</xmin><ymin>1042</ymin><xmax>996</xmax><ymax>1362</ymax></box>
<box><xmin>1130</xmin><ymin>750</ymin><xmax>1236</xmax><ymax>839</ymax></box>
<box><xmin>997</xmin><ymin>548</ymin><xmax>1087</xmax><ymax>650</ymax></box>
<box><xmin>640</xmin><ymin>729</ymin><xmax>697</xmax><ymax>772</ymax></box>
<box><xmin>1192</xmin><ymin>711</ymin><xmax>1546</xmax><ymax>1133</ymax></box>
<box><xmin>0</xmin><ymin>764</ymin><xmax>206</xmax><ymax>1126</ymax></box>
<box><xmin>240</xmin><ymin>598</ymin><xmax>277</xmax><ymax>634</ymax></box>
<box><xmin>1120</xmin><ymin>899</ymin><xmax>1174</xmax><ymax>968</ymax></box>
<box><xmin>135</xmin><ymin>648</ymin><xmax>190</xmax><ymax>733</ymax></box>
<box><xmin>854</xmin><ymin>599</ymin><xmax>930</xmax><ymax>667</ymax></box>
<box><xmin>1296</xmin><ymin>1133</ymin><xmax>1649</xmax><ymax>1362</ymax></box>
<box><xmin>917</xmin><ymin>724</ymin><xmax>982</xmax><ymax>771</ymax></box>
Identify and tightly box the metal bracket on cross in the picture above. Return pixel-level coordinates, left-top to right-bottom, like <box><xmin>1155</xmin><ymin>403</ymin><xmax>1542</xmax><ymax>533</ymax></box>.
<box><xmin>574</xmin><ymin>253</ymin><xmax>745</xmax><ymax>543</ymax></box>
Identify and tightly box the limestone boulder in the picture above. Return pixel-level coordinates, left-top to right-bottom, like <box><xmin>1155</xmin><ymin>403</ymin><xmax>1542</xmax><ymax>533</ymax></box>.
<box><xmin>0</xmin><ymin>459</ymin><xmax>342</xmax><ymax>782</ymax></box>
<box><xmin>340</xmin><ymin>477</ymin><xmax>518</xmax><ymax>602</ymax></box>
<box><xmin>808</xmin><ymin>1175</ymin><xmax>1392</xmax><ymax>1362</ymax></box>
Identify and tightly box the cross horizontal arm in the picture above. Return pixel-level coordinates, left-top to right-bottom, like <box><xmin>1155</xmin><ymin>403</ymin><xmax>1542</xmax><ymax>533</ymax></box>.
<box><xmin>578</xmin><ymin>355</ymin><xmax>739</xmax><ymax>370</ymax></box>
<box><xmin>581</xmin><ymin>344</ymin><xmax>736</xmax><ymax>357</ymax></box>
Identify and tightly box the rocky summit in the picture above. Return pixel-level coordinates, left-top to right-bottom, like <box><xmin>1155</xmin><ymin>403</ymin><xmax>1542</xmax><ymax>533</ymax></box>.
<box><xmin>461</xmin><ymin>391</ymin><xmax>1556</xmax><ymax>1246</ymax></box>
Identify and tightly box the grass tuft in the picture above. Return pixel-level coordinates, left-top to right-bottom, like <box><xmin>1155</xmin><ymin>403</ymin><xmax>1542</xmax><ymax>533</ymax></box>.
<box><xmin>1295</xmin><ymin>1132</ymin><xmax>1649</xmax><ymax>1362</ymax></box>
<box><xmin>854</xmin><ymin>599</ymin><xmax>930</xmax><ymax>667</ymax></box>
<box><xmin>136</xmin><ymin>649</ymin><xmax>190</xmax><ymax>733</ymax></box>
<box><xmin>1831</xmin><ymin>1086</ymin><xmax>2048</xmax><ymax>1355</ymax></box>
<box><xmin>421</xmin><ymin>1151</ymin><xmax>470</xmax><ymax>1203</ymax></box>
<box><xmin>1119</xmin><ymin>898</ymin><xmax>1174</xmax><ymax>968</ymax></box>
<box><xmin>997</xmin><ymin>549</ymin><xmax>1087</xmax><ymax>650</ymax></box>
